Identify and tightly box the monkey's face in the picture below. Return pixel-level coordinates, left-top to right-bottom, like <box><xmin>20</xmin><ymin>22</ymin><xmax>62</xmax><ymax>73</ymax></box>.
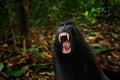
<box><xmin>56</xmin><ymin>22</ymin><xmax>75</xmax><ymax>54</ymax></box>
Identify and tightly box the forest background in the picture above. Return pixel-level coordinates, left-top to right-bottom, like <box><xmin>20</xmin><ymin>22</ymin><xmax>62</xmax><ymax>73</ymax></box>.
<box><xmin>0</xmin><ymin>0</ymin><xmax>120</xmax><ymax>79</ymax></box>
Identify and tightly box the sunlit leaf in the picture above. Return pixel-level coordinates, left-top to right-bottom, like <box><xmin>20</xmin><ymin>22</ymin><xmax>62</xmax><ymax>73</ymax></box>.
<box><xmin>50</xmin><ymin>71</ymin><xmax>55</xmax><ymax>76</ymax></box>
<box><xmin>1</xmin><ymin>43</ymin><xmax>8</xmax><ymax>48</ymax></box>
<box><xmin>7</xmin><ymin>63</ymin><xmax>13</xmax><ymax>67</ymax></box>
<box><xmin>0</xmin><ymin>63</ymin><xmax>4</xmax><ymax>71</ymax></box>
<box><xmin>82</xmin><ymin>11</ymin><xmax>89</xmax><ymax>18</ymax></box>
<box><xmin>108</xmin><ymin>56</ymin><xmax>113</xmax><ymax>61</ymax></box>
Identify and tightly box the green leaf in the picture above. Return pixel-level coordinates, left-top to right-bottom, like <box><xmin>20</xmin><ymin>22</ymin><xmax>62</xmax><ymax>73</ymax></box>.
<box><xmin>35</xmin><ymin>46</ymin><xmax>43</xmax><ymax>51</ymax></box>
<box><xmin>90</xmin><ymin>32</ymin><xmax>100</xmax><ymax>36</ymax></box>
<box><xmin>39</xmin><ymin>63</ymin><xmax>50</xmax><ymax>68</ymax></box>
<box><xmin>50</xmin><ymin>71</ymin><xmax>55</xmax><ymax>76</ymax></box>
<box><xmin>35</xmin><ymin>52</ymin><xmax>42</xmax><ymax>60</ymax></box>
<box><xmin>83</xmin><ymin>11</ymin><xmax>89</xmax><ymax>18</ymax></box>
<box><xmin>27</xmin><ymin>47</ymin><xmax>35</xmax><ymax>52</ymax></box>
<box><xmin>38</xmin><ymin>72</ymin><xmax>44</xmax><ymax>78</ymax></box>
<box><xmin>0</xmin><ymin>53</ymin><xmax>3</xmax><ymax>59</ymax></box>
<box><xmin>0</xmin><ymin>62</ymin><xmax>4</xmax><ymax>71</ymax></box>
<box><xmin>91</xmin><ymin>18</ymin><xmax>96</xmax><ymax>23</ymax></box>
<box><xmin>92</xmin><ymin>45</ymin><xmax>108</xmax><ymax>54</ymax></box>
<box><xmin>108</xmin><ymin>56</ymin><xmax>113</xmax><ymax>61</ymax></box>
<box><xmin>91</xmin><ymin>7</ymin><xmax>95</xmax><ymax>13</ymax></box>
<box><xmin>6</xmin><ymin>66</ymin><xmax>29</xmax><ymax>77</ymax></box>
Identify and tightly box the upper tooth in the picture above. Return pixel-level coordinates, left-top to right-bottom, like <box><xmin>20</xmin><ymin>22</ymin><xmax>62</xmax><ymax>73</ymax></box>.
<box><xmin>60</xmin><ymin>33</ymin><xmax>67</xmax><ymax>36</ymax></box>
<box><xmin>67</xmin><ymin>33</ymin><xmax>69</xmax><ymax>40</ymax></box>
<box><xmin>59</xmin><ymin>36</ymin><xmax>61</xmax><ymax>42</ymax></box>
<box><xmin>59</xmin><ymin>32</ymin><xmax>69</xmax><ymax>42</ymax></box>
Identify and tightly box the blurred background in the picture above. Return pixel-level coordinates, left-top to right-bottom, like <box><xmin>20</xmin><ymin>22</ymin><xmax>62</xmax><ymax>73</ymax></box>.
<box><xmin>0</xmin><ymin>0</ymin><xmax>120</xmax><ymax>79</ymax></box>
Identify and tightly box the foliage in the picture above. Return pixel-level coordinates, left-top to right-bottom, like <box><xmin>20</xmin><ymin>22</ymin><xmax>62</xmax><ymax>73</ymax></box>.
<box><xmin>92</xmin><ymin>44</ymin><xmax>108</xmax><ymax>54</ymax></box>
<box><xmin>0</xmin><ymin>0</ymin><xmax>120</xmax><ymax>79</ymax></box>
<box><xmin>0</xmin><ymin>63</ymin><xmax>4</xmax><ymax>71</ymax></box>
<box><xmin>6</xmin><ymin>66</ymin><xmax>29</xmax><ymax>77</ymax></box>
<box><xmin>82</xmin><ymin>7</ymin><xmax>101</xmax><ymax>23</ymax></box>
<box><xmin>0</xmin><ymin>0</ymin><xmax>120</xmax><ymax>28</ymax></box>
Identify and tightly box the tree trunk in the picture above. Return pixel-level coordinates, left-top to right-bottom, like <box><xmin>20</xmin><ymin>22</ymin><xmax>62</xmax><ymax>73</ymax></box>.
<box><xmin>103</xmin><ymin>0</ymin><xmax>109</xmax><ymax>8</ymax></box>
<box><xmin>7</xmin><ymin>0</ymin><xmax>17</xmax><ymax>45</ymax></box>
<box><xmin>16</xmin><ymin>0</ymin><xmax>30</xmax><ymax>54</ymax></box>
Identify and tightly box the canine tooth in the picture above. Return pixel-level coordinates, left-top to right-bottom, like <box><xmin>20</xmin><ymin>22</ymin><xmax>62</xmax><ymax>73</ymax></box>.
<box><xmin>59</xmin><ymin>32</ymin><xmax>69</xmax><ymax>42</ymax></box>
<box><xmin>67</xmin><ymin>33</ymin><xmax>69</xmax><ymax>40</ymax></box>
<box><xmin>59</xmin><ymin>36</ymin><xmax>61</xmax><ymax>42</ymax></box>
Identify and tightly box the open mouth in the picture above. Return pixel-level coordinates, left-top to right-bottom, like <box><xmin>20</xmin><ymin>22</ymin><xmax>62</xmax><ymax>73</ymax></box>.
<box><xmin>59</xmin><ymin>32</ymin><xmax>71</xmax><ymax>54</ymax></box>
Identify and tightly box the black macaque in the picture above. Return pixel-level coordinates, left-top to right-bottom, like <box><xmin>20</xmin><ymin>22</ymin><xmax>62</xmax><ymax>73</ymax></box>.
<box><xmin>52</xmin><ymin>21</ymin><xmax>109</xmax><ymax>80</ymax></box>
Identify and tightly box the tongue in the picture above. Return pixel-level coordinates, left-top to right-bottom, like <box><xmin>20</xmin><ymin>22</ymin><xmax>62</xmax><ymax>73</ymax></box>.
<box><xmin>62</xmin><ymin>41</ymin><xmax>71</xmax><ymax>54</ymax></box>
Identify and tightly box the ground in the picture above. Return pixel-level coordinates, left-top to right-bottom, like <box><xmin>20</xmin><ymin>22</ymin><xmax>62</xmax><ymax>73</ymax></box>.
<box><xmin>0</xmin><ymin>23</ymin><xmax>120</xmax><ymax>79</ymax></box>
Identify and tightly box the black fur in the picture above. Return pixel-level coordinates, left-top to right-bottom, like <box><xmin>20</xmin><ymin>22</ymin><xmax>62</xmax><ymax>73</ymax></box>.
<box><xmin>52</xmin><ymin>21</ymin><xmax>109</xmax><ymax>80</ymax></box>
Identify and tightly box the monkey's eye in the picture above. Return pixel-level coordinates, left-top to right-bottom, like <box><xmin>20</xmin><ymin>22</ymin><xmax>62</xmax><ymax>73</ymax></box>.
<box><xmin>59</xmin><ymin>32</ymin><xmax>69</xmax><ymax>42</ymax></box>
